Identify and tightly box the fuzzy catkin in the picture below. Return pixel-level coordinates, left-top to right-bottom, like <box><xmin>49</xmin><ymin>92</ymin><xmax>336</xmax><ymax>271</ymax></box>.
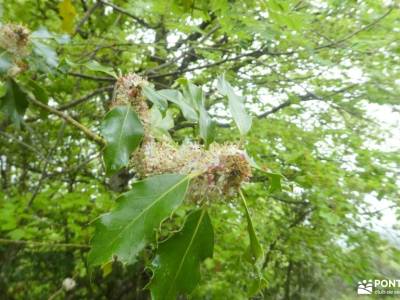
<box><xmin>0</xmin><ymin>24</ymin><xmax>31</xmax><ymax>76</ymax></box>
<box><xmin>0</xmin><ymin>24</ymin><xmax>31</xmax><ymax>57</ymax></box>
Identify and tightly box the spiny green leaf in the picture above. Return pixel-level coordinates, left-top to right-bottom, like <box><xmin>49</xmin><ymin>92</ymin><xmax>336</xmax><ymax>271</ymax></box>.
<box><xmin>0</xmin><ymin>78</ymin><xmax>29</xmax><ymax>127</ymax></box>
<box><xmin>217</xmin><ymin>75</ymin><xmax>252</xmax><ymax>135</ymax></box>
<box><xmin>88</xmin><ymin>174</ymin><xmax>191</xmax><ymax>267</ymax></box>
<box><xmin>101</xmin><ymin>105</ymin><xmax>144</xmax><ymax>175</ymax></box>
<box><xmin>149</xmin><ymin>209</ymin><xmax>214</xmax><ymax>300</ymax></box>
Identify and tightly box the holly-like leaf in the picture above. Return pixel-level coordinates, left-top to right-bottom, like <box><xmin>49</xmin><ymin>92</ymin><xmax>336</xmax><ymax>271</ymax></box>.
<box><xmin>88</xmin><ymin>174</ymin><xmax>191</xmax><ymax>267</ymax></box>
<box><xmin>239</xmin><ymin>190</ymin><xmax>264</xmax><ymax>267</ymax></box>
<box><xmin>149</xmin><ymin>209</ymin><xmax>214</xmax><ymax>300</ymax></box>
<box><xmin>217</xmin><ymin>75</ymin><xmax>252</xmax><ymax>135</ymax></box>
<box><xmin>0</xmin><ymin>78</ymin><xmax>29</xmax><ymax>127</ymax></box>
<box><xmin>101</xmin><ymin>105</ymin><xmax>144</xmax><ymax>175</ymax></box>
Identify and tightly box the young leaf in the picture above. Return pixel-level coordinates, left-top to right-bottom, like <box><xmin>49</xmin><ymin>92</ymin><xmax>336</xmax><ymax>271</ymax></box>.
<box><xmin>0</xmin><ymin>50</ymin><xmax>13</xmax><ymax>74</ymax></box>
<box><xmin>158</xmin><ymin>89</ymin><xmax>198</xmax><ymax>122</ymax></box>
<box><xmin>150</xmin><ymin>106</ymin><xmax>174</xmax><ymax>139</ymax></box>
<box><xmin>88</xmin><ymin>174</ymin><xmax>191</xmax><ymax>267</ymax></box>
<box><xmin>181</xmin><ymin>82</ymin><xmax>215</xmax><ymax>145</ymax></box>
<box><xmin>244</xmin><ymin>153</ymin><xmax>283</xmax><ymax>193</ymax></box>
<box><xmin>199</xmin><ymin>105</ymin><xmax>216</xmax><ymax>146</ymax></box>
<box><xmin>26</xmin><ymin>80</ymin><xmax>48</xmax><ymax>104</ymax></box>
<box><xmin>265</xmin><ymin>172</ymin><xmax>282</xmax><ymax>193</ymax></box>
<box><xmin>149</xmin><ymin>209</ymin><xmax>214</xmax><ymax>300</ymax></box>
<box><xmin>32</xmin><ymin>40</ymin><xmax>59</xmax><ymax>67</ymax></box>
<box><xmin>84</xmin><ymin>61</ymin><xmax>117</xmax><ymax>78</ymax></box>
<box><xmin>217</xmin><ymin>75</ymin><xmax>252</xmax><ymax>135</ymax></box>
<box><xmin>58</xmin><ymin>0</ymin><xmax>77</xmax><ymax>34</ymax></box>
<box><xmin>182</xmin><ymin>81</ymin><xmax>203</xmax><ymax>111</ymax></box>
<box><xmin>0</xmin><ymin>81</ymin><xmax>6</xmax><ymax>97</ymax></box>
<box><xmin>0</xmin><ymin>79</ymin><xmax>29</xmax><ymax>127</ymax></box>
<box><xmin>101</xmin><ymin>105</ymin><xmax>144</xmax><ymax>175</ymax></box>
<box><xmin>142</xmin><ymin>85</ymin><xmax>168</xmax><ymax>111</ymax></box>
<box><xmin>239</xmin><ymin>190</ymin><xmax>264</xmax><ymax>267</ymax></box>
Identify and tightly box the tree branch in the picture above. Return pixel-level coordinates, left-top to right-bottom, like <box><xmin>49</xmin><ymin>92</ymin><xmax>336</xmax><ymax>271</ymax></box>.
<box><xmin>58</xmin><ymin>85</ymin><xmax>114</xmax><ymax>110</ymax></box>
<box><xmin>68</xmin><ymin>72</ymin><xmax>115</xmax><ymax>82</ymax></box>
<box><xmin>73</xmin><ymin>1</ymin><xmax>101</xmax><ymax>37</ymax></box>
<box><xmin>99</xmin><ymin>0</ymin><xmax>157</xmax><ymax>29</ymax></box>
<box><xmin>27</xmin><ymin>96</ymin><xmax>106</xmax><ymax>146</ymax></box>
<box><xmin>0</xmin><ymin>238</ymin><xmax>90</xmax><ymax>249</ymax></box>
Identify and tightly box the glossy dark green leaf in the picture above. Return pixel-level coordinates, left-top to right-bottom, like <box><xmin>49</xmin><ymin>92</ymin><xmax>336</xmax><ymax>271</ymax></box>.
<box><xmin>88</xmin><ymin>174</ymin><xmax>191</xmax><ymax>266</ymax></box>
<box><xmin>239</xmin><ymin>190</ymin><xmax>264</xmax><ymax>267</ymax></box>
<box><xmin>101</xmin><ymin>105</ymin><xmax>144</xmax><ymax>175</ymax></box>
<box><xmin>0</xmin><ymin>78</ymin><xmax>29</xmax><ymax>127</ymax></box>
<box><xmin>217</xmin><ymin>75</ymin><xmax>252</xmax><ymax>135</ymax></box>
<box><xmin>149</xmin><ymin>209</ymin><xmax>214</xmax><ymax>300</ymax></box>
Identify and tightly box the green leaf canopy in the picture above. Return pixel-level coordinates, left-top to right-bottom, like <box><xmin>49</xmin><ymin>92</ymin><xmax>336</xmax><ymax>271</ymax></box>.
<box><xmin>149</xmin><ymin>209</ymin><xmax>214</xmax><ymax>300</ymax></box>
<box><xmin>88</xmin><ymin>174</ymin><xmax>190</xmax><ymax>266</ymax></box>
<box><xmin>100</xmin><ymin>105</ymin><xmax>144</xmax><ymax>175</ymax></box>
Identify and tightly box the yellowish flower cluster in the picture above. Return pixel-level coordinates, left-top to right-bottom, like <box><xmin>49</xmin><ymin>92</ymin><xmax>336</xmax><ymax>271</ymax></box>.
<box><xmin>114</xmin><ymin>73</ymin><xmax>252</xmax><ymax>202</ymax></box>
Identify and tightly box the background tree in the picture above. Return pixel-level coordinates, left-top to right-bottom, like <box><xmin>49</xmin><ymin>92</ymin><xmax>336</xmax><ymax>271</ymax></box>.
<box><xmin>0</xmin><ymin>0</ymin><xmax>399</xmax><ymax>299</ymax></box>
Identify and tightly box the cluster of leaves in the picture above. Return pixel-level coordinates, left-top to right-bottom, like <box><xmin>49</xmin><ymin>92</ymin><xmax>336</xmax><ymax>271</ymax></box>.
<box><xmin>1</xmin><ymin>0</ymin><xmax>400</xmax><ymax>299</ymax></box>
<box><xmin>91</xmin><ymin>75</ymin><xmax>268</xmax><ymax>298</ymax></box>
